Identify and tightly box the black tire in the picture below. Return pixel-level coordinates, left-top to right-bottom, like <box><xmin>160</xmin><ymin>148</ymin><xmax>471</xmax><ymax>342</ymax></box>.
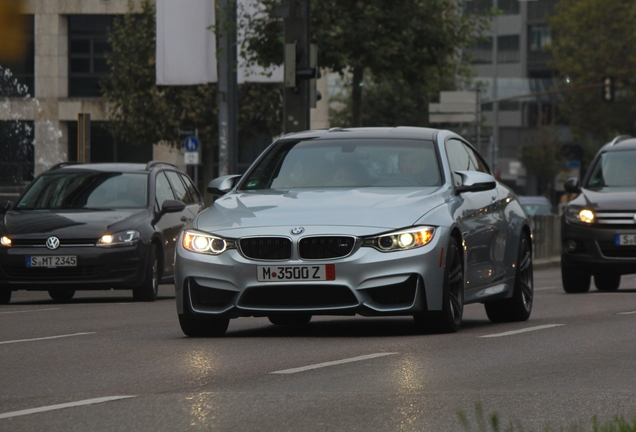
<box><xmin>594</xmin><ymin>272</ymin><xmax>620</xmax><ymax>292</ymax></box>
<box><xmin>133</xmin><ymin>245</ymin><xmax>159</xmax><ymax>302</ymax></box>
<box><xmin>414</xmin><ymin>237</ymin><xmax>464</xmax><ymax>334</ymax></box>
<box><xmin>485</xmin><ymin>234</ymin><xmax>533</xmax><ymax>323</ymax></box>
<box><xmin>268</xmin><ymin>314</ymin><xmax>312</xmax><ymax>326</ymax></box>
<box><xmin>561</xmin><ymin>259</ymin><xmax>591</xmax><ymax>293</ymax></box>
<box><xmin>178</xmin><ymin>314</ymin><xmax>230</xmax><ymax>337</ymax></box>
<box><xmin>48</xmin><ymin>288</ymin><xmax>76</xmax><ymax>301</ymax></box>
<box><xmin>0</xmin><ymin>289</ymin><xmax>11</xmax><ymax>304</ymax></box>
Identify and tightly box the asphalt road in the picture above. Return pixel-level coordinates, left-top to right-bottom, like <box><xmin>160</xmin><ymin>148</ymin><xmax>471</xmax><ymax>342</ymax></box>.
<box><xmin>1</xmin><ymin>264</ymin><xmax>635</xmax><ymax>432</ymax></box>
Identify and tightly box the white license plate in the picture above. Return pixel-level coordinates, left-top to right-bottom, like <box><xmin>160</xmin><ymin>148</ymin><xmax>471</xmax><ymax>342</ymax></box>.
<box><xmin>615</xmin><ymin>234</ymin><xmax>636</xmax><ymax>246</ymax></box>
<box><xmin>26</xmin><ymin>256</ymin><xmax>77</xmax><ymax>267</ymax></box>
<box><xmin>257</xmin><ymin>264</ymin><xmax>335</xmax><ymax>282</ymax></box>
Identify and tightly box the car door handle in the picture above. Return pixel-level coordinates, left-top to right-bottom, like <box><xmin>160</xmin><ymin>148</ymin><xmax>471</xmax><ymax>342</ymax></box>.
<box><xmin>181</xmin><ymin>216</ymin><xmax>189</xmax><ymax>222</ymax></box>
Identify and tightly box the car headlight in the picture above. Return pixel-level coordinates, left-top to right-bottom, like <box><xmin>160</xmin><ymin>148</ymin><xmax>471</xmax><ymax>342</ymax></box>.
<box><xmin>363</xmin><ymin>226</ymin><xmax>435</xmax><ymax>252</ymax></box>
<box><xmin>565</xmin><ymin>206</ymin><xmax>595</xmax><ymax>224</ymax></box>
<box><xmin>96</xmin><ymin>230</ymin><xmax>140</xmax><ymax>247</ymax></box>
<box><xmin>182</xmin><ymin>230</ymin><xmax>236</xmax><ymax>255</ymax></box>
<box><xmin>1</xmin><ymin>236</ymin><xmax>11</xmax><ymax>247</ymax></box>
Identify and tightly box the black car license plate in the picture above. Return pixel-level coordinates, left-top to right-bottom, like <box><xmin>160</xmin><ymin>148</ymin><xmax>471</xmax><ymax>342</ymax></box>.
<box><xmin>615</xmin><ymin>234</ymin><xmax>636</xmax><ymax>246</ymax></box>
<box><xmin>26</xmin><ymin>256</ymin><xmax>77</xmax><ymax>267</ymax></box>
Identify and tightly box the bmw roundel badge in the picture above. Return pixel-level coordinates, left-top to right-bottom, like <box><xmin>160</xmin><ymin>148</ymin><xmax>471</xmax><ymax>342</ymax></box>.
<box><xmin>291</xmin><ymin>227</ymin><xmax>305</xmax><ymax>235</ymax></box>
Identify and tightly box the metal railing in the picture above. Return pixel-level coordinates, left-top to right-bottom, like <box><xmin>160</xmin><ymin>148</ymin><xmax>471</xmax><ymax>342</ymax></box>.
<box><xmin>530</xmin><ymin>214</ymin><xmax>561</xmax><ymax>260</ymax></box>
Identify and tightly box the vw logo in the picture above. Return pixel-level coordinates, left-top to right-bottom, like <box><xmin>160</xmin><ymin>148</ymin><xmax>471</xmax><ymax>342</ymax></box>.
<box><xmin>45</xmin><ymin>236</ymin><xmax>60</xmax><ymax>250</ymax></box>
<box><xmin>291</xmin><ymin>227</ymin><xmax>305</xmax><ymax>235</ymax></box>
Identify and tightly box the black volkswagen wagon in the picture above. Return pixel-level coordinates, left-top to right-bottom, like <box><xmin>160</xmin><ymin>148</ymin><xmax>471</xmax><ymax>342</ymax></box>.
<box><xmin>0</xmin><ymin>161</ymin><xmax>203</xmax><ymax>303</ymax></box>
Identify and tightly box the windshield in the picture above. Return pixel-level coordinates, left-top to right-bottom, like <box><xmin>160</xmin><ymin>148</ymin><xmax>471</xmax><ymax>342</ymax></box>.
<box><xmin>16</xmin><ymin>172</ymin><xmax>148</xmax><ymax>210</ymax></box>
<box><xmin>241</xmin><ymin>138</ymin><xmax>441</xmax><ymax>190</ymax></box>
<box><xmin>586</xmin><ymin>150</ymin><xmax>636</xmax><ymax>188</ymax></box>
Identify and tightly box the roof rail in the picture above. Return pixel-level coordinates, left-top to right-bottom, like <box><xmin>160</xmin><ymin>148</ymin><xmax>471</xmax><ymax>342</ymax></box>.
<box><xmin>608</xmin><ymin>135</ymin><xmax>633</xmax><ymax>146</ymax></box>
<box><xmin>49</xmin><ymin>162</ymin><xmax>82</xmax><ymax>170</ymax></box>
<box><xmin>145</xmin><ymin>161</ymin><xmax>179</xmax><ymax>170</ymax></box>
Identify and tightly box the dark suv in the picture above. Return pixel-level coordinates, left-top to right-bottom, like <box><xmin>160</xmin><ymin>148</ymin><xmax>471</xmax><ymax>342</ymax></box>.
<box><xmin>561</xmin><ymin>135</ymin><xmax>636</xmax><ymax>293</ymax></box>
<box><xmin>0</xmin><ymin>161</ymin><xmax>203</xmax><ymax>304</ymax></box>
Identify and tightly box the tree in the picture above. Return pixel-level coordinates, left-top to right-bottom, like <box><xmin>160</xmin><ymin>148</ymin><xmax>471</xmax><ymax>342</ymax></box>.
<box><xmin>520</xmin><ymin>128</ymin><xmax>565</xmax><ymax>197</ymax></box>
<box><xmin>102</xmin><ymin>0</ymin><xmax>283</xmax><ymax>191</ymax></box>
<box><xmin>548</xmin><ymin>0</ymin><xmax>636</xmax><ymax>142</ymax></box>
<box><xmin>242</xmin><ymin>0</ymin><xmax>490</xmax><ymax>127</ymax></box>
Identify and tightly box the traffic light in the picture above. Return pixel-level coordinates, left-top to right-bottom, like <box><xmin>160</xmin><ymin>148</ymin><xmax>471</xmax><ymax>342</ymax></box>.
<box><xmin>602</xmin><ymin>76</ymin><xmax>614</xmax><ymax>102</ymax></box>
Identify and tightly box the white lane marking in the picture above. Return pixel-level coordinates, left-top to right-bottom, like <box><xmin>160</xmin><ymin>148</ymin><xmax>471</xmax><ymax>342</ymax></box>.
<box><xmin>618</xmin><ymin>311</ymin><xmax>636</xmax><ymax>315</ymax></box>
<box><xmin>480</xmin><ymin>324</ymin><xmax>564</xmax><ymax>338</ymax></box>
<box><xmin>0</xmin><ymin>332</ymin><xmax>95</xmax><ymax>345</ymax></box>
<box><xmin>271</xmin><ymin>352</ymin><xmax>398</xmax><ymax>375</ymax></box>
<box><xmin>0</xmin><ymin>308</ymin><xmax>60</xmax><ymax>315</ymax></box>
<box><xmin>0</xmin><ymin>396</ymin><xmax>136</xmax><ymax>420</ymax></box>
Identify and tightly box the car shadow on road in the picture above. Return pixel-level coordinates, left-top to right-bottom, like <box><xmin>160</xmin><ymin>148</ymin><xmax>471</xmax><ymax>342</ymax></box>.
<box><xmin>210</xmin><ymin>316</ymin><xmax>495</xmax><ymax>339</ymax></box>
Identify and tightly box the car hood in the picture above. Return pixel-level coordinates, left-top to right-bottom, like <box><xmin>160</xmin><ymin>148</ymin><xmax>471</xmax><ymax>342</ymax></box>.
<box><xmin>195</xmin><ymin>188</ymin><xmax>446</xmax><ymax>235</ymax></box>
<box><xmin>577</xmin><ymin>187</ymin><xmax>636</xmax><ymax>210</ymax></box>
<box><xmin>1</xmin><ymin>208</ymin><xmax>148</xmax><ymax>238</ymax></box>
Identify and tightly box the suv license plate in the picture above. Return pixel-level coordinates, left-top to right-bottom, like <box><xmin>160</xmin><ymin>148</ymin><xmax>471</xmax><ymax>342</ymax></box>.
<box><xmin>615</xmin><ymin>234</ymin><xmax>636</xmax><ymax>246</ymax></box>
<box><xmin>257</xmin><ymin>264</ymin><xmax>335</xmax><ymax>282</ymax></box>
<box><xmin>26</xmin><ymin>256</ymin><xmax>77</xmax><ymax>267</ymax></box>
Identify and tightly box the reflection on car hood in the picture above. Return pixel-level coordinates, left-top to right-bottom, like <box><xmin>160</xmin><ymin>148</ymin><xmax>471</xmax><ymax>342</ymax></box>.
<box><xmin>2</xmin><ymin>209</ymin><xmax>147</xmax><ymax>237</ymax></box>
<box><xmin>578</xmin><ymin>187</ymin><xmax>636</xmax><ymax>210</ymax></box>
<box><xmin>196</xmin><ymin>188</ymin><xmax>445</xmax><ymax>233</ymax></box>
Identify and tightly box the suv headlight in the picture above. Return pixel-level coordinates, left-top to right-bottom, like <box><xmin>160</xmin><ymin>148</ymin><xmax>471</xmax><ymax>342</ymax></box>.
<box><xmin>182</xmin><ymin>230</ymin><xmax>236</xmax><ymax>255</ymax></box>
<box><xmin>565</xmin><ymin>206</ymin><xmax>595</xmax><ymax>224</ymax></box>
<box><xmin>97</xmin><ymin>230</ymin><xmax>140</xmax><ymax>247</ymax></box>
<box><xmin>1</xmin><ymin>236</ymin><xmax>11</xmax><ymax>247</ymax></box>
<box><xmin>363</xmin><ymin>226</ymin><xmax>435</xmax><ymax>252</ymax></box>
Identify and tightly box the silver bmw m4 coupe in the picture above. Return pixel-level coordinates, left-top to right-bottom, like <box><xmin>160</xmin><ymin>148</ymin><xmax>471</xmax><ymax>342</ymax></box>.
<box><xmin>175</xmin><ymin>127</ymin><xmax>533</xmax><ymax>336</ymax></box>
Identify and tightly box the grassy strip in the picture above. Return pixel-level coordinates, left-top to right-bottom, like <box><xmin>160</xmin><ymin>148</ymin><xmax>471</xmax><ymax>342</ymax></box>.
<box><xmin>457</xmin><ymin>402</ymin><xmax>636</xmax><ymax>432</ymax></box>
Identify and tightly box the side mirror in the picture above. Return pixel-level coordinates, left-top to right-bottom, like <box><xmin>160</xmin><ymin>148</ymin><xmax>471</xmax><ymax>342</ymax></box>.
<box><xmin>161</xmin><ymin>199</ymin><xmax>186</xmax><ymax>213</ymax></box>
<box><xmin>454</xmin><ymin>171</ymin><xmax>497</xmax><ymax>195</ymax></box>
<box><xmin>564</xmin><ymin>178</ymin><xmax>580</xmax><ymax>193</ymax></box>
<box><xmin>207</xmin><ymin>174</ymin><xmax>242</xmax><ymax>198</ymax></box>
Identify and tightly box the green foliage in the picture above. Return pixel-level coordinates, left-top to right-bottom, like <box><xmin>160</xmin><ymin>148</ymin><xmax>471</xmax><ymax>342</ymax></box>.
<box><xmin>102</xmin><ymin>0</ymin><xmax>283</xmax><ymax>177</ymax></box>
<box><xmin>457</xmin><ymin>402</ymin><xmax>636</xmax><ymax>432</ymax></box>
<box><xmin>520</xmin><ymin>128</ymin><xmax>565</xmax><ymax>193</ymax></box>
<box><xmin>548</xmin><ymin>0</ymin><xmax>636</xmax><ymax>142</ymax></box>
<box><xmin>242</xmin><ymin>0</ymin><xmax>490</xmax><ymax>126</ymax></box>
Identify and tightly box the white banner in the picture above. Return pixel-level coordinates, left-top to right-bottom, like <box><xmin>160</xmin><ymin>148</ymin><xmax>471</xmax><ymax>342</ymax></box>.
<box><xmin>156</xmin><ymin>0</ymin><xmax>282</xmax><ymax>85</ymax></box>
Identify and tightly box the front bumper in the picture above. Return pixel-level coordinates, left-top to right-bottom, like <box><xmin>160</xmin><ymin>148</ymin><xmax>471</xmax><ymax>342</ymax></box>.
<box><xmin>562</xmin><ymin>221</ymin><xmax>636</xmax><ymax>274</ymax></box>
<box><xmin>0</xmin><ymin>244</ymin><xmax>147</xmax><ymax>290</ymax></box>
<box><xmin>175</xmin><ymin>230</ymin><xmax>449</xmax><ymax>318</ymax></box>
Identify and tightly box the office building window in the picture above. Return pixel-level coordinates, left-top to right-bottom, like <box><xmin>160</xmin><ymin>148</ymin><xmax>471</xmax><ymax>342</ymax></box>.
<box><xmin>467</xmin><ymin>37</ymin><xmax>493</xmax><ymax>64</ymax></box>
<box><xmin>498</xmin><ymin>35</ymin><xmax>520</xmax><ymax>63</ymax></box>
<box><xmin>464</xmin><ymin>0</ymin><xmax>520</xmax><ymax>15</ymax></box>
<box><xmin>529</xmin><ymin>25</ymin><xmax>552</xmax><ymax>52</ymax></box>
<box><xmin>0</xmin><ymin>121</ymin><xmax>34</xmax><ymax>185</ymax></box>
<box><xmin>68</xmin><ymin>15</ymin><xmax>114</xmax><ymax>97</ymax></box>
<box><xmin>0</xmin><ymin>15</ymin><xmax>35</xmax><ymax>97</ymax></box>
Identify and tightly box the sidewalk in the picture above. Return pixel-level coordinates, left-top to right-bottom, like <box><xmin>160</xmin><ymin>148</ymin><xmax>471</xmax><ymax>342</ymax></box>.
<box><xmin>534</xmin><ymin>255</ymin><xmax>560</xmax><ymax>270</ymax></box>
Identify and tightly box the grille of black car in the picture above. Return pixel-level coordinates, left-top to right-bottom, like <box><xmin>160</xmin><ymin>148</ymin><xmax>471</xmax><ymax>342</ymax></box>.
<box><xmin>8</xmin><ymin>238</ymin><xmax>97</xmax><ymax>247</ymax></box>
<box><xmin>298</xmin><ymin>236</ymin><xmax>356</xmax><ymax>259</ymax></box>
<box><xmin>598</xmin><ymin>241</ymin><xmax>636</xmax><ymax>258</ymax></box>
<box><xmin>2</xmin><ymin>265</ymin><xmax>103</xmax><ymax>280</ymax></box>
<box><xmin>239</xmin><ymin>285</ymin><xmax>358</xmax><ymax>309</ymax></box>
<box><xmin>239</xmin><ymin>237</ymin><xmax>292</xmax><ymax>260</ymax></box>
